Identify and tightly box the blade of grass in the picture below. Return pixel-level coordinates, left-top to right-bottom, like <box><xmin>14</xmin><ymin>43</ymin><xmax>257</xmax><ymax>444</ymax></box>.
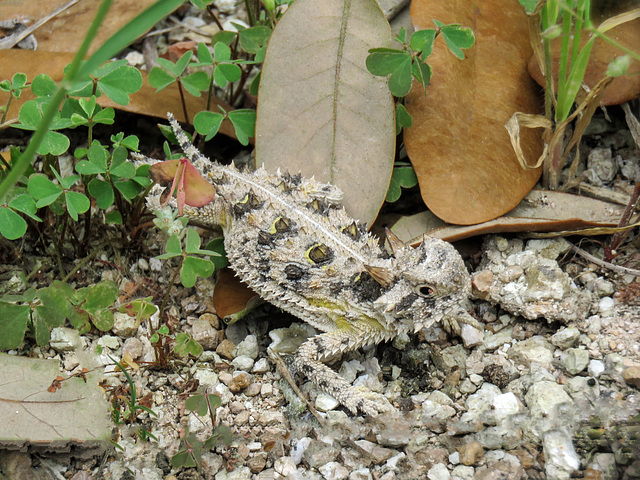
<box><xmin>556</xmin><ymin>7</ymin><xmax>573</xmax><ymax>122</ymax></box>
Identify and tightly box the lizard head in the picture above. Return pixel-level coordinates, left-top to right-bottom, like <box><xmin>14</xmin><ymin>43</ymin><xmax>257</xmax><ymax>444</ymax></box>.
<box><xmin>366</xmin><ymin>232</ymin><xmax>472</xmax><ymax>335</ymax></box>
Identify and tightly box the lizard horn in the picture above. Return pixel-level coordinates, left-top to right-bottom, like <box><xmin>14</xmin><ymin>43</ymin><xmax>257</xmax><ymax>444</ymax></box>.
<box><xmin>385</xmin><ymin>227</ymin><xmax>407</xmax><ymax>255</ymax></box>
<box><xmin>364</xmin><ymin>264</ymin><xmax>393</xmax><ymax>287</ymax></box>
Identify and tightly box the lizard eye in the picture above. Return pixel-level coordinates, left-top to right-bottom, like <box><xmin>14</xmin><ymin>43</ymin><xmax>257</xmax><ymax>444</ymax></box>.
<box><xmin>416</xmin><ymin>284</ymin><xmax>434</xmax><ymax>297</ymax></box>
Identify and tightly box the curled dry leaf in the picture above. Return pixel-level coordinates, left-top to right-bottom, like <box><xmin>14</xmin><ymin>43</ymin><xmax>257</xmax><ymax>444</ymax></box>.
<box><xmin>383</xmin><ymin>189</ymin><xmax>626</xmax><ymax>245</ymax></box>
<box><xmin>255</xmin><ymin>0</ymin><xmax>395</xmax><ymax>226</ymax></box>
<box><xmin>404</xmin><ymin>0</ymin><xmax>543</xmax><ymax>225</ymax></box>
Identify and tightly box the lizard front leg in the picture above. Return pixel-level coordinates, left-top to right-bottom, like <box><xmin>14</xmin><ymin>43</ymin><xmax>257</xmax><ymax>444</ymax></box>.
<box><xmin>294</xmin><ymin>321</ymin><xmax>395</xmax><ymax>416</ymax></box>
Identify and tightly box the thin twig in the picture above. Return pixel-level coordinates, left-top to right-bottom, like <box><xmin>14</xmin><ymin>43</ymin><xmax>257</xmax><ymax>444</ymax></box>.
<box><xmin>268</xmin><ymin>348</ymin><xmax>325</xmax><ymax>426</ymax></box>
<box><xmin>0</xmin><ymin>0</ymin><xmax>82</xmax><ymax>49</ymax></box>
<box><xmin>567</xmin><ymin>240</ymin><xmax>640</xmax><ymax>276</ymax></box>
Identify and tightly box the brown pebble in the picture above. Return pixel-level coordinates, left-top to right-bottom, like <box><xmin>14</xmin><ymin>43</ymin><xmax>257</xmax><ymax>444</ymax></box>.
<box><xmin>458</xmin><ymin>440</ymin><xmax>484</xmax><ymax>466</ymax></box>
<box><xmin>472</xmin><ymin>270</ymin><xmax>493</xmax><ymax>300</ymax></box>
<box><xmin>228</xmin><ymin>372</ymin><xmax>252</xmax><ymax>393</ymax></box>
<box><xmin>244</xmin><ymin>382</ymin><xmax>262</xmax><ymax>397</ymax></box>
<box><xmin>219</xmin><ymin>372</ymin><xmax>233</xmax><ymax>386</ymax></box>
<box><xmin>248</xmin><ymin>453</ymin><xmax>267</xmax><ymax>473</ymax></box>
<box><xmin>200</xmin><ymin>312</ymin><xmax>220</xmax><ymax>330</ymax></box>
<box><xmin>237</xmin><ymin>443</ymin><xmax>250</xmax><ymax>460</ymax></box>
<box><xmin>216</xmin><ymin>339</ymin><xmax>236</xmax><ymax>360</ymax></box>
<box><xmin>622</xmin><ymin>366</ymin><xmax>640</xmax><ymax>388</ymax></box>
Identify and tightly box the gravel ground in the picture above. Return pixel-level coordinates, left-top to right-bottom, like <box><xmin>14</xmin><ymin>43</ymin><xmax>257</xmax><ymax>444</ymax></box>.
<box><xmin>2</xmin><ymin>231</ymin><xmax>639</xmax><ymax>480</ymax></box>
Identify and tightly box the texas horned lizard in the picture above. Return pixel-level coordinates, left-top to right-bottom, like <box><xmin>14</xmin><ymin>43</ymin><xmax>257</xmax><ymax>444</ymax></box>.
<box><xmin>136</xmin><ymin>114</ymin><xmax>475</xmax><ymax>415</ymax></box>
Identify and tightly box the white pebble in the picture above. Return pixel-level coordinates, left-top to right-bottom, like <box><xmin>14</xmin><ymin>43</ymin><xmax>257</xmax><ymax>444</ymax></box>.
<box><xmin>588</xmin><ymin>359</ymin><xmax>605</xmax><ymax>377</ymax></box>
<box><xmin>598</xmin><ymin>297</ymin><xmax>615</xmax><ymax>317</ymax></box>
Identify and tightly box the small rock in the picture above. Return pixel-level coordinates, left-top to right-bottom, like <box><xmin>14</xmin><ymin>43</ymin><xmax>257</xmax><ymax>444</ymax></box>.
<box><xmin>551</xmin><ymin>327</ymin><xmax>580</xmax><ymax>349</ymax></box>
<box><xmin>594</xmin><ymin>278</ymin><xmax>615</xmax><ymax>297</ymax></box>
<box><xmin>604</xmin><ymin>353</ymin><xmax>625</xmax><ymax>373</ymax></box>
<box><xmin>260</xmin><ymin>383</ymin><xmax>273</xmax><ymax>396</ymax></box>
<box><xmin>247</xmin><ymin>453</ymin><xmax>267</xmax><ymax>474</ymax></box>
<box><xmin>542</xmin><ymin>430</ymin><xmax>581</xmax><ymax>479</ymax></box>
<box><xmin>291</xmin><ymin>437</ymin><xmax>312</xmax><ymax>464</ymax></box>
<box><xmin>268</xmin><ymin>323</ymin><xmax>316</xmax><ymax>354</ymax></box>
<box><xmin>587</xmin><ymin>453</ymin><xmax>617</xmax><ymax>480</ymax></box>
<box><xmin>508</xmin><ymin>336</ymin><xmax>554</xmax><ymax>369</ymax></box>
<box><xmin>97</xmin><ymin>335</ymin><xmax>120</xmax><ymax>350</ymax></box>
<box><xmin>622</xmin><ymin>366</ymin><xmax>640</xmax><ymax>388</ymax></box>
<box><xmin>252</xmin><ymin>357</ymin><xmax>270</xmax><ymax>373</ymax></box>
<box><xmin>274</xmin><ymin>456</ymin><xmax>297</xmax><ymax>477</ymax></box>
<box><xmin>339</xmin><ymin>359</ymin><xmax>365</xmax><ymax>384</ymax></box>
<box><xmin>458</xmin><ymin>441</ymin><xmax>484</xmax><ymax>466</ymax></box>
<box><xmin>472</xmin><ymin>270</ymin><xmax>493</xmax><ymax>300</ymax></box>
<box><xmin>525</xmin><ymin>381</ymin><xmax>572</xmax><ymax>419</ymax></box>
<box><xmin>111</xmin><ymin>312</ymin><xmax>138</xmax><ymax>338</ymax></box>
<box><xmin>377</xmin><ymin>428</ymin><xmax>411</xmax><ymax>448</ymax></box>
<box><xmin>258</xmin><ymin>411</ymin><xmax>285</xmax><ymax>426</ymax></box>
<box><xmin>563</xmin><ymin>348</ymin><xmax>590</xmax><ymax>375</ymax></box>
<box><xmin>122</xmin><ymin>337</ymin><xmax>143</xmax><ymax>360</ymax></box>
<box><xmin>231</xmin><ymin>355</ymin><xmax>255</xmax><ymax>371</ymax></box>
<box><xmin>598</xmin><ymin>297</ymin><xmax>615</xmax><ymax>317</ymax></box>
<box><xmin>195</xmin><ymin>367</ymin><xmax>218</xmax><ymax>387</ymax></box>
<box><xmin>63</xmin><ymin>353</ymin><xmax>80</xmax><ymax>371</ymax></box>
<box><xmin>450</xmin><ymin>465</ymin><xmax>474</xmax><ymax>480</ymax></box>
<box><xmin>460</xmin><ymin>324</ymin><xmax>484</xmax><ymax>348</ymax></box>
<box><xmin>228</xmin><ymin>372</ymin><xmax>251</xmax><ymax>393</ymax></box>
<box><xmin>216</xmin><ymin>339</ymin><xmax>236</xmax><ymax>360</ymax></box>
<box><xmin>483</xmin><ymin>327</ymin><xmax>513</xmax><ymax>351</ymax></box>
<box><xmin>587</xmin><ymin>147</ymin><xmax>616</xmax><ymax>183</ymax></box>
<box><xmin>303</xmin><ymin>440</ymin><xmax>339</xmax><ymax>468</ymax></box>
<box><xmin>315</xmin><ymin>392</ymin><xmax>340</xmax><ymax>412</ymax></box>
<box><xmin>491</xmin><ymin>392</ymin><xmax>523</xmax><ymax>423</ymax></box>
<box><xmin>588</xmin><ymin>359</ymin><xmax>605</xmax><ymax>378</ymax></box>
<box><xmin>234</xmin><ymin>334</ymin><xmax>259</xmax><ymax>359</ymax></box>
<box><xmin>319</xmin><ymin>462</ymin><xmax>349</xmax><ymax>480</ymax></box>
<box><xmin>499</xmin><ymin>265</ymin><xmax>525</xmax><ymax>282</ymax></box>
<box><xmin>349</xmin><ymin>468</ymin><xmax>373</xmax><ymax>480</ymax></box>
<box><xmin>244</xmin><ymin>383</ymin><xmax>261</xmax><ymax>397</ymax></box>
<box><xmin>50</xmin><ymin>327</ymin><xmax>82</xmax><ymax>352</ymax></box>
<box><xmin>354</xmin><ymin>440</ymin><xmax>394</xmax><ymax>465</ymax></box>
<box><xmin>214</xmin><ymin>383</ymin><xmax>232</xmax><ymax>404</ymax></box>
<box><xmin>427</xmin><ymin>463</ymin><xmax>451</xmax><ymax>480</ymax></box>
<box><xmin>191</xmin><ymin>315</ymin><xmax>219</xmax><ymax>350</ymax></box>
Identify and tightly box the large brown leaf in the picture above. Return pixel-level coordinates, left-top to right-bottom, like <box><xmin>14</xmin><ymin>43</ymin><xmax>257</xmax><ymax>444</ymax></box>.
<box><xmin>404</xmin><ymin>0</ymin><xmax>543</xmax><ymax>226</ymax></box>
<box><xmin>255</xmin><ymin>0</ymin><xmax>395</xmax><ymax>225</ymax></box>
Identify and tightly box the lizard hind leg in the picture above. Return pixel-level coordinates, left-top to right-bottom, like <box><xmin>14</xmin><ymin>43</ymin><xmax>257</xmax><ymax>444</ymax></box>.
<box><xmin>294</xmin><ymin>323</ymin><xmax>395</xmax><ymax>416</ymax></box>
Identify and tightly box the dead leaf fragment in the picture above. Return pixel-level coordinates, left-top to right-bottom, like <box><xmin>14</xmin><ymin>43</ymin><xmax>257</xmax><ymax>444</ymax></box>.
<box><xmin>384</xmin><ymin>189</ymin><xmax>626</xmax><ymax>245</ymax></box>
<box><xmin>404</xmin><ymin>0</ymin><xmax>543</xmax><ymax>226</ymax></box>
<box><xmin>255</xmin><ymin>0</ymin><xmax>395</xmax><ymax>226</ymax></box>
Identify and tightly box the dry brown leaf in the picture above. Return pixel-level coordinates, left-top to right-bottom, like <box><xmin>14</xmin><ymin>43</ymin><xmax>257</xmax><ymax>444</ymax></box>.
<box><xmin>383</xmin><ymin>190</ymin><xmax>626</xmax><ymax>245</ymax></box>
<box><xmin>255</xmin><ymin>0</ymin><xmax>395</xmax><ymax>226</ymax></box>
<box><xmin>404</xmin><ymin>0</ymin><xmax>543</xmax><ymax>226</ymax></box>
<box><xmin>527</xmin><ymin>13</ymin><xmax>640</xmax><ymax>106</ymax></box>
<box><xmin>0</xmin><ymin>50</ymin><xmax>235</xmax><ymax>137</ymax></box>
<box><xmin>213</xmin><ymin>268</ymin><xmax>263</xmax><ymax>323</ymax></box>
<box><xmin>0</xmin><ymin>0</ymin><xmax>164</xmax><ymax>54</ymax></box>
